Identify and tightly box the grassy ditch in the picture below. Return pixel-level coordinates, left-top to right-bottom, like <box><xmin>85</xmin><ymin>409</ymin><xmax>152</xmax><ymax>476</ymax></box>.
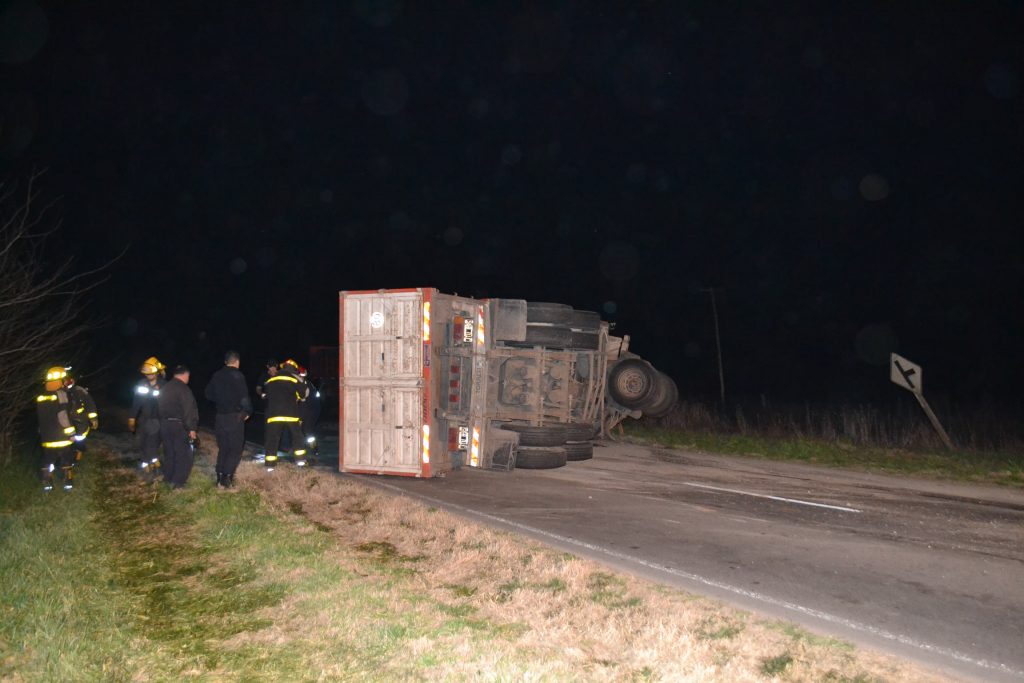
<box><xmin>624</xmin><ymin>424</ymin><xmax>1024</xmax><ymax>487</ymax></box>
<box><xmin>1</xmin><ymin>438</ymin><xmax>952</xmax><ymax>681</ymax></box>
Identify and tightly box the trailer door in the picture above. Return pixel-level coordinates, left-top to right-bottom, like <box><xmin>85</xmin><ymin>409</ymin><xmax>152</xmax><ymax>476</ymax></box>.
<box><xmin>342</xmin><ymin>384</ymin><xmax>422</xmax><ymax>473</ymax></box>
<box><xmin>340</xmin><ymin>290</ymin><xmax>428</xmax><ymax>475</ymax></box>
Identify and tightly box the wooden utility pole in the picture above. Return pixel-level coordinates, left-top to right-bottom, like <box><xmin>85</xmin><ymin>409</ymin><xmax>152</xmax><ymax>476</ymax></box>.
<box><xmin>701</xmin><ymin>287</ymin><xmax>725</xmax><ymax>406</ymax></box>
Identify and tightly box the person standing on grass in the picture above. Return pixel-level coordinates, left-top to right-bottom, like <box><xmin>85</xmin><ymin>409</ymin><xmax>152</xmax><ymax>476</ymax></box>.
<box><xmin>157</xmin><ymin>365</ymin><xmax>199</xmax><ymax>490</ymax></box>
<box><xmin>204</xmin><ymin>350</ymin><xmax>252</xmax><ymax>490</ymax></box>
<box><xmin>262</xmin><ymin>359</ymin><xmax>310</xmax><ymax>469</ymax></box>
<box><xmin>37</xmin><ymin>366</ymin><xmax>79</xmax><ymax>491</ymax></box>
<box><xmin>130</xmin><ymin>356</ymin><xmax>166</xmax><ymax>473</ymax></box>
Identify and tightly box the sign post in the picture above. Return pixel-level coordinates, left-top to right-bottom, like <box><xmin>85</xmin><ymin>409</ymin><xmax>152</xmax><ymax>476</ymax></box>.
<box><xmin>889</xmin><ymin>353</ymin><xmax>955</xmax><ymax>451</ymax></box>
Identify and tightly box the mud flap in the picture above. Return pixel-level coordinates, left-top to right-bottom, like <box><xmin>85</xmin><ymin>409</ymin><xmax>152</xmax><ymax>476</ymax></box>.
<box><xmin>486</xmin><ymin>427</ymin><xmax>519</xmax><ymax>471</ymax></box>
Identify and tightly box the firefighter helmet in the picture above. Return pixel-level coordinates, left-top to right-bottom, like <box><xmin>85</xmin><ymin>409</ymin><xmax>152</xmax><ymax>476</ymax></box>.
<box><xmin>281</xmin><ymin>359</ymin><xmax>300</xmax><ymax>373</ymax></box>
<box><xmin>140</xmin><ymin>356</ymin><xmax>166</xmax><ymax>375</ymax></box>
<box><xmin>44</xmin><ymin>366</ymin><xmax>67</xmax><ymax>382</ymax></box>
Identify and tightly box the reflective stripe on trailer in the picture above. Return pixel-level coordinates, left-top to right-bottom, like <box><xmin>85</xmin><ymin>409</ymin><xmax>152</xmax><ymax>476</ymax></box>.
<box><xmin>470</xmin><ymin>426</ymin><xmax>480</xmax><ymax>467</ymax></box>
<box><xmin>476</xmin><ymin>306</ymin><xmax>486</xmax><ymax>347</ymax></box>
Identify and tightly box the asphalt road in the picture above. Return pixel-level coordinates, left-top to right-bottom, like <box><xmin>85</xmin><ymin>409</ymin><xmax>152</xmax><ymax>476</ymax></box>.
<box><xmin>308</xmin><ymin>438</ymin><xmax>1024</xmax><ymax>683</ymax></box>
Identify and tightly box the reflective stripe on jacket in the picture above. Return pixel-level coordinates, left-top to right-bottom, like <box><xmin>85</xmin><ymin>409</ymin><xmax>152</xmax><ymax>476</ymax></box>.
<box><xmin>264</xmin><ymin>372</ymin><xmax>308</xmax><ymax>420</ymax></box>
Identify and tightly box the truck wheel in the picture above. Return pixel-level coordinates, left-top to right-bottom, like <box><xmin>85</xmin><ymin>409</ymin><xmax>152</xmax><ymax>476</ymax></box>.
<box><xmin>564</xmin><ymin>442</ymin><xmax>594</xmax><ymax>461</ymax></box>
<box><xmin>569</xmin><ymin>310</ymin><xmax>601</xmax><ymax>331</ymax></box>
<box><xmin>608</xmin><ymin>358</ymin><xmax>657</xmax><ymax>409</ymax></box>
<box><xmin>564</xmin><ymin>423</ymin><xmax>596</xmax><ymax>442</ymax></box>
<box><xmin>499</xmin><ymin>423</ymin><xmax>567</xmax><ymax>447</ymax></box>
<box><xmin>640</xmin><ymin>372</ymin><xmax>679</xmax><ymax>418</ymax></box>
<box><xmin>506</xmin><ymin>324</ymin><xmax>574</xmax><ymax>348</ymax></box>
<box><xmin>568</xmin><ymin>330</ymin><xmax>600</xmax><ymax>349</ymax></box>
<box><xmin>515</xmin><ymin>446</ymin><xmax>567</xmax><ymax>469</ymax></box>
<box><xmin>526</xmin><ymin>302</ymin><xmax>574</xmax><ymax>325</ymax></box>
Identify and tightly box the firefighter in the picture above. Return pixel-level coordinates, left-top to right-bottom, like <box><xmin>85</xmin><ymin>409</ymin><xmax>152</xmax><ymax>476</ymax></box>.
<box><xmin>37</xmin><ymin>367</ymin><xmax>79</xmax><ymax>491</ymax></box>
<box><xmin>263</xmin><ymin>358</ymin><xmax>310</xmax><ymax>469</ymax></box>
<box><xmin>157</xmin><ymin>365</ymin><xmax>199</xmax><ymax>490</ymax></box>
<box><xmin>64</xmin><ymin>368</ymin><xmax>99</xmax><ymax>459</ymax></box>
<box><xmin>204</xmin><ymin>350</ymin><xmax>252</xmax><ymax>489</ymax></box>
<box><xmin>130</xmin><ymin>356</ymin><xmax>165</xmax><ymax>473</ymax></box>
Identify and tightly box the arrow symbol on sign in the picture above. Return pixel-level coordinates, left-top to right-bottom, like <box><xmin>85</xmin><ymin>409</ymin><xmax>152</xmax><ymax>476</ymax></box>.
<box><xmin>894</xmin><ymin>359</ymin><xmax>917</xmax><ymax>389</ymax></box>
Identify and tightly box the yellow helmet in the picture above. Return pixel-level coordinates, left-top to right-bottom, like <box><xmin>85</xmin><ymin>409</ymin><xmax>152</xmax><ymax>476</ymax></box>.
<box><xmin>45</xmin><ymin>366</ymin><xmax>67</xmax><ymax>382</ymax></box>
<box><xmin>281</xmin><ymin>359</ymin><xmax>300</xmax><ymax>371</ymax></box>
<box><xmin>140</xmin><ymin>356</ymin><xmax>166</xmax><ymax>375</ymax></box>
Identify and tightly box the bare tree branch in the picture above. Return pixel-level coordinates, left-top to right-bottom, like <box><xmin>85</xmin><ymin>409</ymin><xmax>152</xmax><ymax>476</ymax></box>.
<box><xmin>0</xmin><ymin>171</ymin><xmax>119</xmax><ymax>463</ymax></box>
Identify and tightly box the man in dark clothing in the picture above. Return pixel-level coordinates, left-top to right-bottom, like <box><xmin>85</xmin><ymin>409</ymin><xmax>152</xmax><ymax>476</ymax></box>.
<box><xmin>253</xmin><ymin>359</ymin><xmax>278</xmax><ymax>460</ymax></box>
<box><xmin>37</xmin><ymin>367</ymin><xmax>79</xmax><ymax>491</ymax></box>
<box><xmin>157</xmin><ymin>365</ymin><xmax>199</xmax><ymax>489</ymax></box>
<box><xmin>204</xmin><ymin>350</ymin><xmax>252</xmax><ymax>489</ymax></box>
<box><xmin>130</xmin><ymin>356</ymin><xmax>166</xmax><ymax>472</ymax></box>
<box><xmin>263</xmin><ymin>359</ymin><xmax>310</xmax><ymax>469</ymax></box>
<box><xmin>299</xmin><ymin>370</ymin><xmax>322</xmax><ymax>458</ymax></box>
<box><xmin>254</xmin><ymin>359</ymin><xmax>278</xmax><ymax>403</ymax></box>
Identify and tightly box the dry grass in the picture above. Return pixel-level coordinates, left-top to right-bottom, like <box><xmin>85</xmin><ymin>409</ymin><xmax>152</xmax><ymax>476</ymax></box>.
<box><xmin>237</xmin><ymin>461</ymin><xmax>952</xmax><ymax>682</ymax></box>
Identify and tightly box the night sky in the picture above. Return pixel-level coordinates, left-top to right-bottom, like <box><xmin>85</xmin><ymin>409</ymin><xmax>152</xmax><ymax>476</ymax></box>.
<box><xmin>2</xmin><ymin>2</ymin><xmax>1021</xmax><ymax>405</ymax></box>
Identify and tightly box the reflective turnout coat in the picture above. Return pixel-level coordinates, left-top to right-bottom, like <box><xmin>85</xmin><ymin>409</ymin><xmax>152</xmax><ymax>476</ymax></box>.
<box><xmin>264</xmin><ymin>370</ymin><xmax>309</xmax><ymax>423</ymax></box>
<box><xmin>67</xmin><ymin>383</ymin><xmax>98</xmax><ymax>436</ymax></box>
<box><xmin>131</xmin><ymin>378</ymin><xmax>165</xmax><ymax>421</ymax></box>
<box><xmin>37</xmin><ymin>388</ymin><xmax>77</xmax><ymax>447</ymax></box>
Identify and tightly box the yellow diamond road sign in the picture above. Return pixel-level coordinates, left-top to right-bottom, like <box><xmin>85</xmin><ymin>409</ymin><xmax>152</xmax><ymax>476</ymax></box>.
<box><xmin>890</xmin><ymin>353</ymin><xmax>922</xmax><ymax>395</ymax></box>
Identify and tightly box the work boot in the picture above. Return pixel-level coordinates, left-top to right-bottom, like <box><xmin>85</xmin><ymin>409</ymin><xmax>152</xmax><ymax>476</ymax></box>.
<box><xmin>42</xmin><ymin>466</ymin><xmax>54</xmax><ymax>492</ymax></box>
<box><xmin>225</xmin><ymin>472</ymin><xmax>236</xmax><ymax>490</ymax></box>
<box><xmin>62</xmin><ymin>466</ymin><xmax>74</xmax><ymax>491</ymax></box>
<box><xmin>215</xmin><ymin>471</ymin><xmax>225</xmax><ymax>488</ymax></box>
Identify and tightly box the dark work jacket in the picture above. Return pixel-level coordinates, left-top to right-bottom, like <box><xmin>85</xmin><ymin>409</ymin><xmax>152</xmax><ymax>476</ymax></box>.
<box><xmin>157</xmin><ymin>378</ymin><xmax>199</xmax><ymax>431</ymax></box>
<box><xmin>264</xmin><ymin>370</ymin><xmax>308</xmax><ymax>420</ymax></box>
<box><xmin>204</xmin><ymin>366</ymin><xmax>253</xmax><ymax>416</ymax></box>
<box><xmin>302</xmin><ymin>384</ymin><xmax>322</xmax><ymax>427</ymax></box>
<box><xmin>131</xmin><ymin>377</ymin><xmax>165</xmax><ymax>421</ymax></box>
<box><xmin>66</xmin><ymin>383</ymin><xmax>98</xmax><ymax>433</ymax></box>
<box><xmin>36</xmin><ymin>388</ymin><xmax>77</xmax><ymax>444</ymax></box>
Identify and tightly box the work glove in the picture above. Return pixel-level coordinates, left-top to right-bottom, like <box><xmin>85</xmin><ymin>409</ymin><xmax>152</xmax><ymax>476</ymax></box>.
<box><xmin>128</xmin><ymin>418</ymin><xmax>136</xmax><ymax>433</ymax></box>
<box><xmin>91</xmin><ymin>418</ymin><xmax>100</xmax><ymax>430</ymax></box>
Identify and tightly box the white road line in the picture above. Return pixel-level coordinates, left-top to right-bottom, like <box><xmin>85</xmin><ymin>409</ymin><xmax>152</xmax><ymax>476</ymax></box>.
<box><xmin>636</xmin><ymin>494</ymin><xmax>716</xmax><ymax>513</ymax></box>
<box><xmin>365</xmin><ymin>478</ymin><xmax>1023</xmax><ymax>681</ymax></box>
<box><xmin>683</xmin><ymin>481</ymin><xmax>863</xmax><ymax>513</ymax></box>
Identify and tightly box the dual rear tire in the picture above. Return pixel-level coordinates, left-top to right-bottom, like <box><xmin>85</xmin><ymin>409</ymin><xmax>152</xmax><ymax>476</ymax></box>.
<box><xmin>607</xmin><ymin>359</ymin><xmax>678</xmax><ymax>417</ymax></box>
<box><xmin>499</xmin><ymin>421</ymin><xmax>595</xmax><ymax>467</ymax></box>
<box><xmin>504</xmin><ymin>302</ymin><xmax>601</xmax><ymax>350</ymax></box>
